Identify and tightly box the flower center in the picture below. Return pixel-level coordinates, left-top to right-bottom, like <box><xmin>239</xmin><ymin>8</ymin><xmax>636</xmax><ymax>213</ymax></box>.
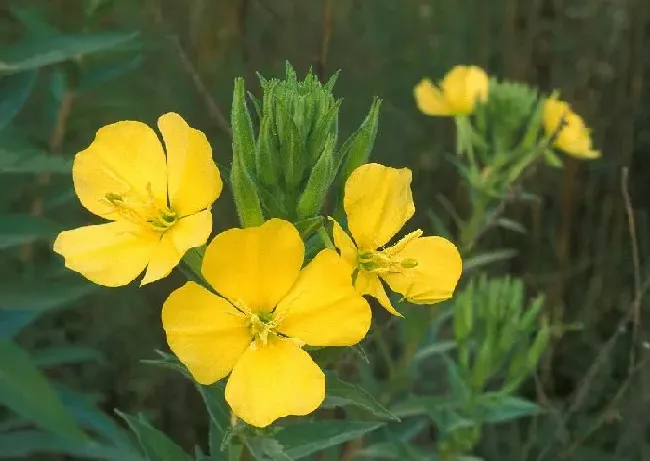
<box><xmin>356</xmin><ymin>229</ymin><xmax>423</xmax><ymax>274</ymax></box>
<box><xmin>103</xmin><ymin>183</ymin><xmax>177</xmax><ymax>232</ymax></box>
<box><xmin>247</xmin><ymin>312</ymin><xmax>278</xmax><ymax>346</ymax></box>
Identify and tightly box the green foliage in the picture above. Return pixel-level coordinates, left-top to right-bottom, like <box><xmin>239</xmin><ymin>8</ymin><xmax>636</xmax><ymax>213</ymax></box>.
<box><xmin>0</xmin><ymin>30</ymin><xmax>139</xmax><ymax>74</ymax></box>
<box><xmin>0</xmin><ymin>1</ymin><xmax>644</xmax><ymax>461</ymax></box>
<box><xmin>0</xmin><ymin>339</ymin><xmax>87</xmax><ymax>441</ymax></box>
<box><xmin>117</xmin><ymin>411</ymin><xmax>193</xmax><ymax>461</ymax></box>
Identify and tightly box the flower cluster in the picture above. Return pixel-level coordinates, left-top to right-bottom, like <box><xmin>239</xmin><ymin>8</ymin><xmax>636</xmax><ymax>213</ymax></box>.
<box><xmin>54</xmin><ymin>112</ymin><xmax>462</xmax><ymax>427</ymax></box>
<box><xmin>414</xmin><ymin>65</ymin><xmax>601</xmax><ymax>161</ymax></box>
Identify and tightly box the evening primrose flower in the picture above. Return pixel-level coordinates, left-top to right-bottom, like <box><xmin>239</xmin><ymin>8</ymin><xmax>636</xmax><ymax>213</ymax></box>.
<box><xmin>162</xmin><ymin>219</ymin><xmax>371</xmax><ymax>427</ymax></box>
<box><xmin>542</xmin><ymin>97</ymin><xmax>600</xmax><ymax>160</ymax></box>
<box><xmin>414</xmin><ymin>65</ymin><xmax>489</xmax><ymax>116</ymax></box>
<box><xmin>332</xmin><ymin>163</ymin><xmax>462</xmax><ymax>316</ymax></box>
<box><xmin>53</xmin><ymin>113</ymin><xmax>222</xmax><ymax>286</ymax></box>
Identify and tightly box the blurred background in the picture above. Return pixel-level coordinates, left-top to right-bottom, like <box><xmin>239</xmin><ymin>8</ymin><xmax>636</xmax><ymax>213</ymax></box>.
<box><xmin>1</xmin><ymin>0</ymin><xmax>649</xmax><ymax>460</ymax></box>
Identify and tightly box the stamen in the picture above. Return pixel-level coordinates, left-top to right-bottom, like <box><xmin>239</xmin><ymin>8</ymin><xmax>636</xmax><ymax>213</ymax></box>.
<box><xmin>356</xmin><ymin>229</ymin><xmax>423</xmax><ymax>275</ymax></box>
<box><xmin>102</xmin><ymin>187</ymin><xmax>177</xmax><ymax>232</ymax></box>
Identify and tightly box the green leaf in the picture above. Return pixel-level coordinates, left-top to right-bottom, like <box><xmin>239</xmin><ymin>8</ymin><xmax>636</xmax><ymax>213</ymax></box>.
<box><xmin>322</xmin><ymin>373</ymin><xmax>399</xmax><ymax>421</ymax></box>
<box><xmin>198</xmin><ymin>382</ymin><xmax>231</xmax><ymax>452</ymax></box>
<box><xmin>231</xmin><ymin>77</ymin><xmax>256</xmax><ymax>169</ymax></box>
<box><xmin>0</xmin><ymin>275</ymin><xmax>97</xmax><ymax>310</ymax></box>
<box><xmin>244</xmin><ymin>436</ymin><xmax>292</xmax><ymax>461</ymax></box>
<box><xmin>34</xmin><ymin>346</ymin><xmax>103</xmax><ymax>367</ymax></box>
<box><xmin>0</xmin><ymin>308</ymin><xmax>40</xmax><ymax>338</ymax></box>
<box><xmin>230</xmin><ymin>152</ymin><xmax>264</xmax><ymax>228</ymax></box>
<box><xmin>0</xmin><ymin>145</ymin><xmax>71</xmax><ymax>174</ymax></box>
<box><xmin>0</xmin><ymin>339</ymin><xmax>87</xmax><ymax>441</ymax></box>
<box><xmin>0</xmin><ymin>31</ymin><xmax>139</xmax><ymax>74</ymax></box>
<box><xmin>0</xmin><ymin>430</ymin><xmax>144</xmax><ymax>460</ymax></box>
<box><xmin>141</xmin><ymin>350</ymin><xmax>190</xmax><ymax>377</ymax></box>
<box><xmin>462</xmin><ymin>249</ymin><xmax>517</xmax><ymax>272</ymax></box>
<box><xmin>79</xmin><ymin>55</ymin><xmax>143</xmax><ymax>90</ymax></box>
<box><xmin>277</xmin><ymin>421</ymin><xmax>385</xmax><ymax>459</ymax></box>
<box><xmin>143</xmin><ymin>351</ymin><xmax>230</xmax><ymax>457</ymax></box>
<box><xmin>0</xmin><ymin>214</ymin><xmax>61</xmax><ymax>249</ymax></box>
<box><xmin>337</xmin><ymin>98</ymin><xmax>382</xmax><ymax>183</ymax></box>
<box><xmin>117</xmin><ymin>411</ymin><xmax>193</xmax><ymax>461</ymax></box>
<box><xmin>495</xmin><ymin>218</ymin><xmax>526</xmax><ymax>234</ymax></box>
<box><xmin>476</xmin><ymin>393</ymin><xmax>542</xmax><ymax>423</ymax></box>
<box><xmin>0</xmin><ymin>70</ymin><xmax>38</xmax><ymax>130</ymax></box>
<box><xmin>55</xmin><ymin>385</ymin><xmax>133</xmax><ymax>448</ymax></box>
<box><xmin>412</xmin><ymin>340</ymin><xmax>457</xmax><ymax>365</ymax></box>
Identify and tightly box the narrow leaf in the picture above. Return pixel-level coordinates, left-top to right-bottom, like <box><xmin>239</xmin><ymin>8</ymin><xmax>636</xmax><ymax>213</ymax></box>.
<box><xmin>0</xmin><ymin>70</ymin><xmax>38</xmax><ymax>130</ymax></box>
<box><xmin>322</xmin><ymin>373</ymin><xmax>399</xmax><ymax>421</ymax></box>
<box><xmin>0</xmin><ymin>31</ymin><xmax>139</xmax><ymax>74</ymax></box>
<box><xmin>0</xmin><ymin>214</ymin><xmax>61</xmax><ymax>249</ymax></box>
<box><xmin>277</xmin><ymin>421</ymin><xmax>384</xmax><ymax>459</ymax></box>
<box><xmin>0</xmin><ymin>339</ymin><xmax>87</xmax><ymax>441</ymax></box>
<box><xmin>117</xmin><ymin>411</ymin><xmax>193</xmax><ymax>461</ymax></box>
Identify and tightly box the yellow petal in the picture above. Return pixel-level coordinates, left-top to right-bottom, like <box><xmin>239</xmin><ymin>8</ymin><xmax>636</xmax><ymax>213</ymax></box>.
<box><xmin>201</xmin><ymin>219</ymin><xmax>304</xmax><ymax>313</ymax></box>
<box><xmin>382</xmin><ymin>236</ymin><xmax>462</xmax><ymax>304</ymax></box>
<box><xmin>542</xmin><ymin>98</ymin><xmax>600</xmax><ymax>160</ymax></box>
<box><xmin>331</xmin><ymin>219</ymin><xmax>357</xmax><ymax>268</ymax></box>
<box><xmin>225</xmin><ymin>337</ymin><xmax>324</xmax><ymax>427</ymax></box>
<box><xmin>162</xmin><ymin>282</ymin><xmax>251</xmax><ymax>384</ymax></box>
<box><xmin>158</xmin><ymin>113</ymin><xmax>223</xmax><ymax>217</ymax></box>
<box><xmin>53</xmin><ymin>221</ymin><xmax>159</xmax><ymax>287</ymax></box>
<box><xmin>344</xmin><ymin>163</ymin><xmax>415</xmax><ymax>250</ymax></box>
<box><xmin>414</xmin><ymin>78</ymin><xmax>452</xmax><ymax>116</ymax></box>
<box><xmin>355</xmin><ymin>271</ymin><xmax>402</xmax><ymax>317</ymax></box>
<box><xmin>441</xmin><ymin>65</ymin><xmax>489</xmax><ymax>115</ymax></box>
<box><xmin>141</xmin><ymin>209</ymin><xmax>213</xmax><ymax>285</ymax></box>
<box><xmin>276</xmin><ymin>249</ymin><xmax>371</xmax><ymax>346</ymax></box>
<box><xmin>73</xmin><ymin>121</ymin><xmax>167</xmax><ymax>220</ymax></box>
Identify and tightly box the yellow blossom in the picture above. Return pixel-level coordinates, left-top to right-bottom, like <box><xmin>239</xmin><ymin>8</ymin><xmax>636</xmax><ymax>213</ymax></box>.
<box><xmin>53</xmin><ymin>113</ymin><xmax>222</xmax><ymax>286</ymax></box>
<box><xmin>162</xmin><ymin>219</ymin><xmax>371</xmax><ymax>427</ymax></box>
<box><xmin>414</xmin><ymin>65</ymin><xmax>489</xmax><ymax>116</ymax></box>
<box><xmin>542</xmin><ymin>97</ymin><xmax>600</xmax><ymax>160</ymax></box>
<box><xmin>332</xmin><ymin>163</ymin><xmax>462</xmax><ymax>316</ymax></box>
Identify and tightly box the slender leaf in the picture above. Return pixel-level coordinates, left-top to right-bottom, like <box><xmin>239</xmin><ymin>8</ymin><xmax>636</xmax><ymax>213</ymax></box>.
<box><xmin>0</xmin><ymin>70</ymin><xmax>38</xmax><ymax>130</ymax></box>
<box><xmin>0</xmin><ymin>145</ymin><xmax>71</xmax><ymax>174</ymax></box>
<box><xmin>0</xmin><ymin>309</ymin><xmax>40</xmax><ymax>338</ymax></box>
<box><xmin>476</xmin><ymin>393</ymin><xmax>542</xmax><ymax>423</ymax></box>
<box><xmin>244</xmin><ymin>437</ymin><xmax>292</xmax><ymax>461</ymax></box>
<box><xmin>0</xmin><ymin>214</ymin><xmax>61</xmax><ymax>249</ymax></box>
<box><xmin>0</xmin><ymin>339</ymin><xmax>87</xmax><ymax>441</ymax></box>
<box><xmin>0</xmin><ymin>276</ymin><xmax>97</xmax><ymax>310</ymax></box>
<box><xmin>412</xmin><ymin>340</ymin><xmax>457</xmax><ymax>365</ymax></box>
<box><xmin>277</xmin><ymin>421</ymin><xmax>385</xmax><ymax>459</ymax></box>
<box><xmin>55</xmin><ymin>385</ymin><xmax>132</xmax><ymax>448</ymax></box>
<box><xmin>117</xmin><ymin>411</ymin><xmax>192</xmax><ymax>461</ymax></box>
<box><xmin>34</xmin><ymin>346</ymin><xmax>104</xmax><ymax>367</ymax></box>
<box><xmin>0</xmin><ymin>31</ymin><xmax>139</xmax><ymax>74</ymax></box>
<box><xmin>462</xmin><ymin>249</ymin><xmax>518</xmax><ymax>272</ymax></box>
<box><xmin>322</xmin><ymin>373</ymin><xmax>399</xmax><ymax>421</ymax></box>
<box><xmin>0</xmin><ymin>430</ymin><xmax>143</xmax><ymax>460</ymax></box>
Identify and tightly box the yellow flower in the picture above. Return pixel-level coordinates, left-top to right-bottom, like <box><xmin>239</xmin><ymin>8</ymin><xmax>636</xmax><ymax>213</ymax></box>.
<box><xmin>162</xmin><ymin>219</ymin><xmax>371</xmax><ymax>427</ymax></box>
<box><xmin>542</xmin><ymin>97</ymin><xmax>600</xmax><ymax>160</ymax></box>
<box><xmin>332</xmin><ymin>163</ymin><xmax>462</xmax><ymax>316</ymax></box>
<box><xmin>414</xmin><ymin>65</ymin><xmax>489</xmax><ymax>116</ymax></box>
<box><xmin>53</xmin><ymin>113</ymin><xmax>222</xmax><ymax>286</ymax></box>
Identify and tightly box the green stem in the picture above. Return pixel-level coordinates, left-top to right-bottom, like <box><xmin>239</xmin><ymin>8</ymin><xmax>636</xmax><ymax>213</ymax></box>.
<box><xmin>238</xmin><ymin>443</ymin><xmax>252</xmax><ymax>461</ymax></box>
<box><xmin>459</xmin><ymin>193</ymin><xmax>489</xmax><ymax>254</ymax></box>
